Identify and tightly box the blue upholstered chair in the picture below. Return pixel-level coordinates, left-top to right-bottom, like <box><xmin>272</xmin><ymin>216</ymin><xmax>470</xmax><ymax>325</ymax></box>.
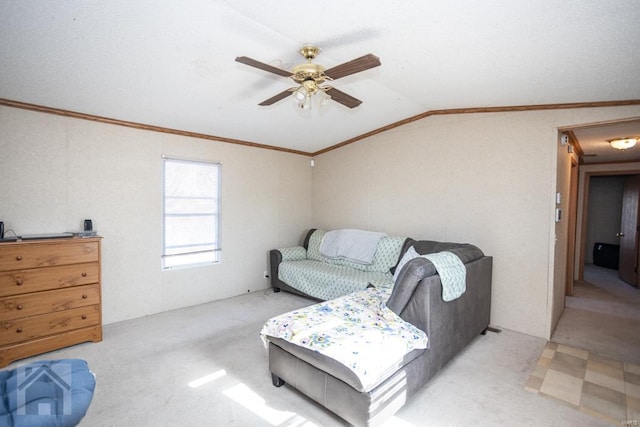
<box><xmin>0</xmin><ymin>359</ymin><xmax>95</xmax><ymax>427</ymax></box>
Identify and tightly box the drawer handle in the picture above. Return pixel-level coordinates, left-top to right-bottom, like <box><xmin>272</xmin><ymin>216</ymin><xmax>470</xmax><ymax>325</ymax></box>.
<box><xmin>15</xmin><ymin>256</ymin><xmax>22</xmax><ymax>261</ymax></box>
<box><xmin>81</xmin><ymin>315</ymin><xmax>87</xmax><ymax>320</ymax></box>
<box><xmin>15</xmin><ymin>278</ymin><xmax>23</xmax><ymax>286</ymax></box>
<box><xmin>82</xmin><ymin>294</ymin><xmax>88</xmax><ymax>299</ymax></box>
<box><xmin>16</xmin><ymin>328</ymin><xmax>22</xmax><ymax>333</ymax></box>
<box><xmin>16</xmin><ymin>304</ymin><xmax>23</xmax><ymax>310</ymax></box>
<box><xmin>81</xmin><ymin>272</ymin><xmax>87</xmax><ymax>277</ymax></box>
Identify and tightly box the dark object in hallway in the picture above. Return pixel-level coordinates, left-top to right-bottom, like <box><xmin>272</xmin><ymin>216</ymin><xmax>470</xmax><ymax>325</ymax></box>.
<box><xmin>593</xmin><ymin>242</ymin><xmax>620</xmax><ymax>269</ymax></box>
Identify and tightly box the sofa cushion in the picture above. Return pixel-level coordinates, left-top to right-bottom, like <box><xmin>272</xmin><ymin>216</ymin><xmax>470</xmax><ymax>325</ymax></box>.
<box><xmin>279</xmin><ymin>259</ymin><xmax>394</xmax><ymax>301</ymax></box>
<box><xmin>306</xmin><ymin>229</ymin><xmax>327</xmax><ymax>262</ymax></box>
<box><xmin>262</xmin><ymin>287</ymin><xmax>427</xmax><ymax>392</ymax></box>
<box><xmin>368</xmin><ymin>235</ymin><xmax>407</xmax><ymax>273</ymax></box>
<box><xmin>306</xmin><ymin>229</ymin><xmax>406</xmax><ymax>274</ymax></box>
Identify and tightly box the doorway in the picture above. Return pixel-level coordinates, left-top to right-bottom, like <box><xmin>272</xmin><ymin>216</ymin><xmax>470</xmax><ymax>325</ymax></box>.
<box><xmin>553</xmin><ymin>170</ymin><xmax>640</xmax><ymax>363</ymax></box>
<box><xmin>584</xmin><ymin>175</ymin><xmax>624</xmax><ymax>281</ymax></box>
<box><xmin>577</xmin><ymin>172</ymin><xmax>640</xmax><ymax>288</ymax></box>
<box><xmin>552</xmin><ymin>118</ymin><xmax>640</xmax><ymax>355</ymax></box>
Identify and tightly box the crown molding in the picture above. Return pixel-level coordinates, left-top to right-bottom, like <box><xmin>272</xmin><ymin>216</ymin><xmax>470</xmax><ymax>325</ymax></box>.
<box><xmin>2</xmin><ymin>97</ymin><xmax>639</xmax><ymax>158</ymax></box>
<box><xmin>312</xmin><ymin>100</ymin><xmax>640</xmax><ymax>156</ymax></box>
<box><xmin>0</xmin><ymin>98</ymin><xmax>314</xmax><ymax>157</ymax></box>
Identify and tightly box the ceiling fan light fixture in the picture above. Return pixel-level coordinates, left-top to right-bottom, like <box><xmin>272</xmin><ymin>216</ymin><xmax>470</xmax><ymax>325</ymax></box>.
<box><xmin>293</xmin><ymin>86</ymin><xmax>311</xmax><ymax>109</ymax></box>
<box><xmin>318</xmin><ymin>90</ymin><xmax>331</xmax><ymax>108</ymax></box>
<box><xmin>294</xmin><ymin>87</ymin><xmax>307</xmax><ymax>102</ymax></box>
<box><xmin>299</xmin><ymin>96</ymin><xmax>312</xmax><ymax>110</ymax></box>
<box><xmin>608</xmin><ymin>137</ymin><xmax>638</xmax><ymax>150</ymax></box>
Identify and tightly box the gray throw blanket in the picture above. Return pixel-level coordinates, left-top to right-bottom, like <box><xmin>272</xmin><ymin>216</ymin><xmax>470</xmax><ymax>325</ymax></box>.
<box><xmin>320</xmin><ymin>229</ymin><xmax>387</xmax><ymax>264</ymax></box>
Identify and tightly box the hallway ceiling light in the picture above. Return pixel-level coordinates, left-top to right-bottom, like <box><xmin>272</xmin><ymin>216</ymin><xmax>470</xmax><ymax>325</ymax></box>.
<box><xmin>608</xmin><ymin>137</ymin><xmax>638</xmax><ymax>150</ymax></box>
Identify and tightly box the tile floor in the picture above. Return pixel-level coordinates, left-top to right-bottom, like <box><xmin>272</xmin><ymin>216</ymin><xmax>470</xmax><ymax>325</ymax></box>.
<box><xmin>526</xmin><ymin>342</ymin><xmax>640</xmax><ymax>425</ymax></box>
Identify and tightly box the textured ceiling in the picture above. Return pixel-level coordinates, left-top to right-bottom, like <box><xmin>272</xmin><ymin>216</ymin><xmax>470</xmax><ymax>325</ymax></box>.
<box><xmin>1</xmin><ymin>1</ymin><xmax>639</xmax><ymax>155</ymax></box>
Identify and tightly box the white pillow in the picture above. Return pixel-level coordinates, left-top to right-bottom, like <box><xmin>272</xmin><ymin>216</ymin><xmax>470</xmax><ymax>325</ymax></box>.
<box><xmin>393</xmin><ymin>246</ymin><xmax>420</xmax><ymax>282</ymax></box>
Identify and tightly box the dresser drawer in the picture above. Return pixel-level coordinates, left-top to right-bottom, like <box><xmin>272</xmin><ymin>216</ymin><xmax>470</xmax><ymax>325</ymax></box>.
<box><xmin>0</xmin><ymin>304</ymin><xmax>100</xmax><ymax>346</ymax></box>
<box><xmin>0</xmin><ymin>263</ymin><xmax>99</xmax><ymax>297</ymax></box>
<box><xmin>0</xmin><ymin>284</ymin><xmax>100</xmax><ymax>322</ymax></box>
<box><xmin>0</xmin><ymin>240</ymin><xmax>99</xmax><ymax>272</ymax></box>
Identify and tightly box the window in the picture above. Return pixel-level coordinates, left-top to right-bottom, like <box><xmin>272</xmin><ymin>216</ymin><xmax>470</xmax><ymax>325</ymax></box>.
<box><xmin>162</xmin><ymin>157</ymin><xmax>221</xmax><ymax>270</ymax></box>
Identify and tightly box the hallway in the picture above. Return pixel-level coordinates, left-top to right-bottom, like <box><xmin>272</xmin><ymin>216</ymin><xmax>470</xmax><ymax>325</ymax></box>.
<box><xmin>551</xmin><ymin>263</ymin><xmax>640</xmax><ymax>365</ymax></box>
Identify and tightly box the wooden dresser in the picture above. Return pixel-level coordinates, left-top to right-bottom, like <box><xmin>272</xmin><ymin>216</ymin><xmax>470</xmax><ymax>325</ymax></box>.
<box><xmin>0</xmin><ymin>237</ymin><xmax>102</xmax><ymax>367</ymax></box>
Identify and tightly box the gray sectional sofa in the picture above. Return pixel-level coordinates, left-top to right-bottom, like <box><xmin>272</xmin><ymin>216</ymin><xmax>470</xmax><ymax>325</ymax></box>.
<box><xmin>265</xmin><ymin>237</ymin><xmax>493</xmax><ymax>426</ymax></box>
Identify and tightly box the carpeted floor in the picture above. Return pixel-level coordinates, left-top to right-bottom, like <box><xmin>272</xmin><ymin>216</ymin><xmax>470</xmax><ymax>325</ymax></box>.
<box><xmin>551</xmin><ymin>264</ymin><xmax>640</xmax><ymax>365</ymax></box>
<box><xmin>5</xmin><ymin>263</ymin><xmax>636</xmax><ymax>426</ymax></box>
<box><xmin>8</xmin><ymin>289</ymin><xmax>607</xmax><ymax>426</ymax></box>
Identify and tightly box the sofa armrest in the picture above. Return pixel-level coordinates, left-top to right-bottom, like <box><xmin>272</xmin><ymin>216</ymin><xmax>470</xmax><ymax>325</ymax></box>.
<box><xmin>269</xmin><ymin>246</ymin><xmax>308</xmax><ymax>292</ymax></box>
<box><xmin>387</xmin><ymin>245</ymin><xmax>490</xmax><ymax>320</ymax></box>
<box><xmin>383</xmin><ymin>254</ymin><xmax>492</xmax><ymax>399</ymax></box>
<box><xmin>278</xmin><ymin>246</ymin><xmax>308</xmax><ymax>261</ymax></box>
<box><xmin>390</xmin><ymin>256</ymin><xmax>492</xmax><ymax>347</ymax></box>
<box><xmin>269</xmin><ymin>249</ymin><xmax>284</xmax><ymax>292</ymax></box>
<box><xmin>387</xmin><ymin>257</ymin><xmax>436</xmax><ymax>315</ymax></box>
<box><xmin>268</xmin><ymin>228</ymin><xmax>315</xmax><ymax>295</ymax></box>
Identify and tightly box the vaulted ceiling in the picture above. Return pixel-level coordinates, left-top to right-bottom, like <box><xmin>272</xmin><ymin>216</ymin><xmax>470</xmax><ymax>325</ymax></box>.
<box><xmin>1</xmin><ymin>1</ymin><xmax>639</xmax><ymax>156</ymax></box>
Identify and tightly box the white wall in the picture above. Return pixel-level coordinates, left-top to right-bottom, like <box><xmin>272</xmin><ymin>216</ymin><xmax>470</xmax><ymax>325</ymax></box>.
<box><xmin>0</xmin><ymin>106</ymin><xmax>312</xmax><ymax>324</ymax></box>
<box><xmin>4</xmin><ymin>103</ymin><xmax>640</xmax><ymax>337</ymax></box>
<box><xmin>312</xmin><ymin>106</ymin><xmax>640</xmax><ymax>338</ymax></box>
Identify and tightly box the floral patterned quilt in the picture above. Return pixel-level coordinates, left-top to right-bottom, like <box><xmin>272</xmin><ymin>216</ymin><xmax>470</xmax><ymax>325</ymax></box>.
<box><xmin>260</xmin><ymin>287</ymin><xmax>428</xmax><ymax>391</ymax></box>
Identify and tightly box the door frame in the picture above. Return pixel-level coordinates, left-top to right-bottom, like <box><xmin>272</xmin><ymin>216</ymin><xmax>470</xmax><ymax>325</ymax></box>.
<box><xmin>565</xmin><ymin>156</ymin><xmax>579</xmax><ymax>296</ymax></box>
<box><xmin>574</xmin><ymin>163</ymin><xmax>640</xmax><ymax>284</ymax></box>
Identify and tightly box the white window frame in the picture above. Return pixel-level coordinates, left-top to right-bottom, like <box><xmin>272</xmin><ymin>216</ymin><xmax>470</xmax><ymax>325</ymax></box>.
<box><xmin>162</xmin><ymin>156</ymin><xmax>221</xmax><ymax>270</ymax></box>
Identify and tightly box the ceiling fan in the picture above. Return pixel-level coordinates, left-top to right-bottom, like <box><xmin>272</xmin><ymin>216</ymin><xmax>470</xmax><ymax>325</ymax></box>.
<box><xmin>235</xmin><ymin>45</ymin><xmax>381</xmax><ymax>109</ymax></box>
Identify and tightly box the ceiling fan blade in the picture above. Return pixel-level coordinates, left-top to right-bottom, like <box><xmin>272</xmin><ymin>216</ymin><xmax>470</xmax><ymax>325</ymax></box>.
<box><xmin>324</xmin><ymin>54</ymin><xmax>381</xmax><ymax>80</ymax></box>
<box><xmin>235</xmin><ymin>56</ymin><xmax>292</xmax><ymax>77</ymax></box>
<box><xmin>258</xmin><ymin>88</ymin><xmax>295</xmax><ymax>106</ymax></box>
<box><xmin>325</xmin><ymin>87</ymin><xmax>362</xmax><ymax>108</ymax></box>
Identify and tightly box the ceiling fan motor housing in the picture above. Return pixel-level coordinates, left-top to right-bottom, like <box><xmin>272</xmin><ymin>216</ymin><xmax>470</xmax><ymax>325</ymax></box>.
<box><xmin>292</xmin><ymin>63</ymin><xmax>326</xmax><ymax>85</ymax></box>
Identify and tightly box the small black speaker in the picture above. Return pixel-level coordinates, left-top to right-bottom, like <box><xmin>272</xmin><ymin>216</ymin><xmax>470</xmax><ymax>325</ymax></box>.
<box><xmin>83</xmin><ymin>219</ymin><xmax>93</xmax><ymax>232</ymax></box>
<box><xmin>0</xmin><ymin>222</ymin><xmax>4</xmax><ymax>239</ymax></box>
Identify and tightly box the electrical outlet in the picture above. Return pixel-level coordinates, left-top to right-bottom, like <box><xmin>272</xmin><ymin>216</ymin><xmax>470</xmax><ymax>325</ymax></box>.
<box><xmin>263</xmin><ymin>271</ymin><xmax>269</xmax><ymax>278</ymax></box>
